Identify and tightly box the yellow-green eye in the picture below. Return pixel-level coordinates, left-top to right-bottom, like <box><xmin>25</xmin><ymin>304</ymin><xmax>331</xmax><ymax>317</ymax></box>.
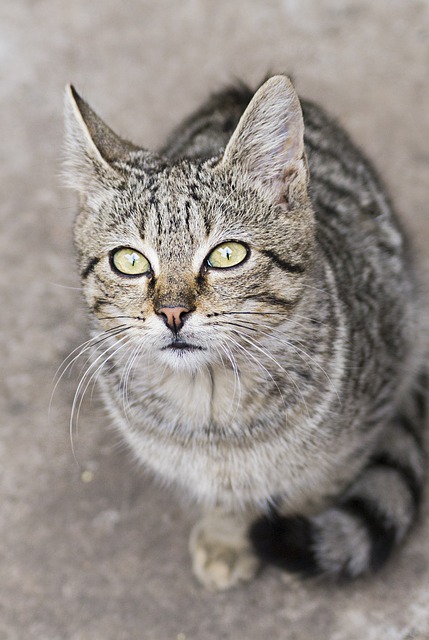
<box><xmin>111</xmin><ymin>247</ymin><xmax>150</xmax><ymax>276</ymax></box>
<box><xmin>206</xmin><ymin>241</ymin><xmax>248</xmax><ymax>269</ymax></box>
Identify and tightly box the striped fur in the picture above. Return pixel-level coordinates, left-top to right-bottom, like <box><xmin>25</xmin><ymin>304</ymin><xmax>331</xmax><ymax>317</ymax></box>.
<box><xmin>63</xmin><ymin>76</ymin><xmax>427</xmax><ymax>588</ymax></box>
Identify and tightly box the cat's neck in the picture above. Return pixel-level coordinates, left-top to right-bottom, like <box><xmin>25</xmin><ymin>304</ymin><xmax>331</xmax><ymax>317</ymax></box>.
<box><xmin>140</xmin><ymin>359</ymin><xmax>262</xmax><ymax>431</ymax></box>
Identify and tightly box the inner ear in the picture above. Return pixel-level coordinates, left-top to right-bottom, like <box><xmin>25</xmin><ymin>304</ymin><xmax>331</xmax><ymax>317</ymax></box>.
<box><xmin>219</xmin><ymin>75</ymin><xmax>307</xmax><ymax>206</ymax></box>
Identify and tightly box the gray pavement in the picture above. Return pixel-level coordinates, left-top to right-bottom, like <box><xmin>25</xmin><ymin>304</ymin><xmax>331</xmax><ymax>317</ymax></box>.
<box><xmin>1</xmin><ymin>1</ymin><xmax>429</xmax><ymax>638</ymax></box>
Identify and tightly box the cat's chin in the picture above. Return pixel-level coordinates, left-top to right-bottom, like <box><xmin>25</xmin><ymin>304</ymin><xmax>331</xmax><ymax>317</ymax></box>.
<box><xmin>157</xmin><ymin>344</ymin><xmax>213</xmax><ymax>373</ymax></box>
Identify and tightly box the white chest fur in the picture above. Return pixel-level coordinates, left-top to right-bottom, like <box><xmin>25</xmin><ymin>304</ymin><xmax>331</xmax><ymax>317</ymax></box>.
<box><xmin>98</xmin><ymin>360</ymin><xmax>351</xmax><ymax>513</ymax></box>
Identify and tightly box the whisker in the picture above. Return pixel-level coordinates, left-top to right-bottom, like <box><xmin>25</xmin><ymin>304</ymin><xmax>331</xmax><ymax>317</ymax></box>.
<box><xmin>224</xmin><ymin>325</ymin><xmax>314</xmax><ymax>419</ymax></box>
<box><xmin>49</xmin><ymin>325</ymin><xmax>130</xmax><ymax>416</ymax></box>
<box><xmin>226</xmin><ymin>317</ymin><xmax>336</xmax><ymax>392</ymax></box>
<box><xmin>97</xmin><ymin>315</ymin><xmax>146</xmax><ymax>322</ymax></box>
<box><xmin>53</xmin><ymin>325</ymin><xmax>128</xmax><ymax>382</ymax></box>
<box><xmin>216</xmin><ymin>314</ymin><xmax>331</xmax><ymax>378</ymax></box>
<box><xmin>67</xmin><ymin>326</ymin><xmax>133</xmax><ymax>390</ymax></box>
<box><xmin>223</xmin><ymin>334</ymin><xmax>287</xmax><ymax>409</ymax></box>
<box><xmin>215</xmin><ymin>310</ymin><xmax>329</xmax><ymax>328</ymax></box>
<box><xmin>121</xmin><ymin>342</ymin><xmax>145</xmax><ymax>420</ymax></box>
<box><xmin>70</xmin><ymin>335</ymin><xmax>131</xmax><ymax>461</ymax></box>
<box><xmin>217</xmin><ymin>340</ymin><xmax>242</xmax><ymax>418</ymax></box>
<box><xmin>48</xmin><ymin>282</ymin><xmax>81</xmax><ymax>291</ymax></box>
<box><xmin>229</xmin><ymin>328</ymin><xmax>285</xmax><ymax>373</ymax></box>
<box><xmin>89</xmin><ymin>335</ymin><xmax>138</xmax><ymax>403</ymax></box>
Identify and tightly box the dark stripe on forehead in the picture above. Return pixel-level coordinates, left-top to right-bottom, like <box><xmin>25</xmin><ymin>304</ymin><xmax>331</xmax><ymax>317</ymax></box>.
<box><xmin>81</xmin><ymin>257</ymin><xmax>100</xmax><ymax>280</ymax></box>
<box><xmin>187</xmin><ymin>179</ymin><xmax>212</xmax><ymax>236</ymax></box>
<box><xmin>202</xmin><ymin>211</ymin><xmax>212</xmax><ymax>236</ymax></box>
<box><xmin>261</xmin><ymin>249</ymin><xmax>305</xmax><ymax>274</ymax></box>
<box><xmin>188</xmin><ymin>181</ymin><xmax>201</xmax><ymax>203</ymax></box>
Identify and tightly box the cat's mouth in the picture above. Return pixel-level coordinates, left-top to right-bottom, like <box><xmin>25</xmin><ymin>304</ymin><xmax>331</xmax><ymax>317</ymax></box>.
<box><xmin>162</xmin><ymin>340</ymin><xmax>205</xmax><ymax>352</ymax></box>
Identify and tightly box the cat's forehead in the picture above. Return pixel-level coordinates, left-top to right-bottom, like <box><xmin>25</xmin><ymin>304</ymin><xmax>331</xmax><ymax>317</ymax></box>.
<box><xmin>123</xmin><ymin>160</ymin><xmax>249</xmax><ymax>255</ymax></box>
<box><xmin>137</xmin><ymin>160</ymin><xmax>220</xmax><ymax>209</ymax></box>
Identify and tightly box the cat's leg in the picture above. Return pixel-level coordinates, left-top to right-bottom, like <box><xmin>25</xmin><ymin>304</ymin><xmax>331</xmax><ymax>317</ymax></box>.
<box><xmin>189</xmin><ymin>507</ymin><xmax>260</xmax><ymax>591</ymax></box>
<box><xmin>250</xmin><ymin>381</ymin><xmax>427</xmax><ymax>579</ymax></box>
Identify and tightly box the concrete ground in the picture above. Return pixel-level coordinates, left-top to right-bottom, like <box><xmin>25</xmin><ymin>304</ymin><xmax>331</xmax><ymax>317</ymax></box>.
<box><xmin>1</xmin><ymin>1</ymin><xmax>429</xmax><ymax>638</ymax></box>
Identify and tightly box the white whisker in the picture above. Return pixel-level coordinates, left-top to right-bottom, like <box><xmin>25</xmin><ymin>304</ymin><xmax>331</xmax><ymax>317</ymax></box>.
<box><xmin>224</xmin><ymin>327</ymin><xmax>310</xmax><ymax>420</ymax></box>
<box><xmin>222</xmin><ymin>333</ymin><xmax>287</xmax><ymax>410</ymax></box>
<box><xmin>227</xmin><ymin>316</ymin><xmax>336</xmax><ymax>395</ymax></box>
<box><xmin>69</xmin><ymin>333</ymin><xmax>131</xmax><ymax>463</ymax></box>
<box><xmin>217</xmin><ymin>340</ymin><xmax>242</xmax><ymax>418</ymax></box>
<box><xmin>121</xmin><ymin>342</ymin><xmax>145</xmax><ymax>420</ymax></box>
<box><xmin>49</xmin><ymin>325</ymin><xmax>130</xmax><ymax>418</ymax></box>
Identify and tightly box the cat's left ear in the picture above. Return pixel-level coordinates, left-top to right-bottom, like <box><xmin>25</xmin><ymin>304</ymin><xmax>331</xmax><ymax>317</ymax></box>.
<box><xmin>63</xmin><ymin>85</ymin><xmax>139</xmax><ymax>192</ymax></box>
<box><xmin>219</xmin><ymin>76</ymin><xmax>308</xmax><ymax>209</ymax></box>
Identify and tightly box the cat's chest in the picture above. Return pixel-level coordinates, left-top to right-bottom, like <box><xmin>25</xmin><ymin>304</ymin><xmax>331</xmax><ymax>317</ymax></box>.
<box><xmin>155</xmin><ymin>367</ymin><xmax>233</xmax><ymax>427</ymax></box>
<box><xmin>117</xmin><ymin>363</ymin><xmax>264</xmax><ymax>435</ymax></box>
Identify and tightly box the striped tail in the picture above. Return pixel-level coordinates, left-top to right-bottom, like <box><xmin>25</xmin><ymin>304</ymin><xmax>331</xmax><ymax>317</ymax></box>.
<box><xmin>249</xmin><ymin>380</ymin><xmax>427</xmax><ymax>579</ymax></box>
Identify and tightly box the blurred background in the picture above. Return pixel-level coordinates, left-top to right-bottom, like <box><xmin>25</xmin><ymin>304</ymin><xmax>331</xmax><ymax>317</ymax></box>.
<box><xmin>1</xmin><ymin>1</ymin><xmax>429</xmax><ymax>638</ymax></box>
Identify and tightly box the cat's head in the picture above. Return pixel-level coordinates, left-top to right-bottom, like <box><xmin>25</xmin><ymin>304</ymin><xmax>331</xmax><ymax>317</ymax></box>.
<box><xmin>63</xmin><ymin>76</ymin><xmax>315</xmax><ymax>373</ymax></box>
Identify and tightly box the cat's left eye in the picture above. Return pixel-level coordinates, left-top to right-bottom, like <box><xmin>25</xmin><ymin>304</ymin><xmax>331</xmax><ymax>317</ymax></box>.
<box><xmin>206</xmin><ymin>241</ymin><xmax>249</xmax><ymax>269</ymax></box>
<box><xmin>110</xmin><ymin>247</ymin><xmax>151</xmax><ymax>276</ymax></box>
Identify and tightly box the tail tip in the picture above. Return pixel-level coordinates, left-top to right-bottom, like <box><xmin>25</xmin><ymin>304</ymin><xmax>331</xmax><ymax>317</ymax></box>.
<box><xmin>249</xmin><ymin>514</ymin><xmax>320</xmax><ymax>577</ymax></box>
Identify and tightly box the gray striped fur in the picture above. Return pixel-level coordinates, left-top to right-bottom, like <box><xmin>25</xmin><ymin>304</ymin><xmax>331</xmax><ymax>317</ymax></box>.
<box><xmin>63</xmin><ymin>76</ymin><xmax>427</xmax><ymax>589</ymax></box>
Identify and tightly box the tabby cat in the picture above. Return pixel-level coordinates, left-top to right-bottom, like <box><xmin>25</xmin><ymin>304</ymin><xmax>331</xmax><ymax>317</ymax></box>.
<box><xmin>63</xmin><ymin>75</ymin><xmax>427</xmax><ymax>590</ymax></box>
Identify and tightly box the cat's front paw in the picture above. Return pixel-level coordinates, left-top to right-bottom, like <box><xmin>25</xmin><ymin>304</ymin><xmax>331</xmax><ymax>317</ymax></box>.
<box><xmin>189</xmin><ymin>512</ymin><xmax>260</xmax><ymax>591</ymax></box>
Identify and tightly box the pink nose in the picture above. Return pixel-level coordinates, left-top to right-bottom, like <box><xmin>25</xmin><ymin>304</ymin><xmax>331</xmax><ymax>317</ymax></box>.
<box><xmin>157</xmin><ymin>306</ymin><xmax>190</xmax><ymax>333</ymax></box>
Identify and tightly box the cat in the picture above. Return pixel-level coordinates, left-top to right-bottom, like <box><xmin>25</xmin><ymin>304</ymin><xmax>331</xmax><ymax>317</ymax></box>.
<box><xmin>63</xmin><ymin>75</ymin><xmax>427</xmax><ymax>591</ymax></box>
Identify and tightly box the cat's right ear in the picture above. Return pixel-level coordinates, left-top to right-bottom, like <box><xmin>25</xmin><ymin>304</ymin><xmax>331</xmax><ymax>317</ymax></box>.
<box><xmin>63</xmin><ymin>85</ymin><xmax>138</xmax><ymax>192</ymax></box>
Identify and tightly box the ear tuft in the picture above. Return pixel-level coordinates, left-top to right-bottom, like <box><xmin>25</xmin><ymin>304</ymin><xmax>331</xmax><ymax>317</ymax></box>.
<box><xmin>220</xmin><ymin>75</ymin><xmax>308</xmax><ymax>206</ymax></box>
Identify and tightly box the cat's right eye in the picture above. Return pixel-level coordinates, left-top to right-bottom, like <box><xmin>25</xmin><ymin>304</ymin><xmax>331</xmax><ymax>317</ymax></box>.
<box><xmin>110</xmin><ymin>247</ymin><xmax>151</xmax><ymax>277</ymax></box>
